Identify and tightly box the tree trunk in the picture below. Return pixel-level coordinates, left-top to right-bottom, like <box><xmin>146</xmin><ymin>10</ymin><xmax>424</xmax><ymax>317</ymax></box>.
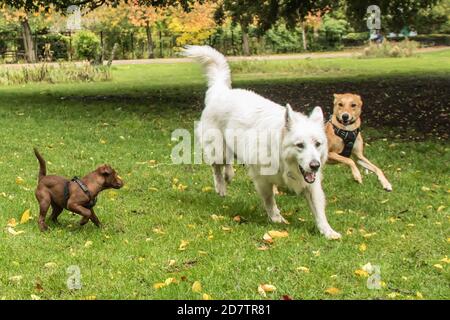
<box><xmin>21</xmin><ymin>18</ymin><xmax>36</xmax><ymax>63</ymax></box>
<box><xmin>146</xmin><ymin>22</ymin><xmax>155</xmax><ymax>59</ymax></box>
<box><xmin>300</xmin><ymin>21</ymin><xmax>307</xmax><ymax>51</ymax></box>
<box><xmin>241</xmin><ymin>24</ymin><xmax>250</xmax><ymax>56</ymax></box>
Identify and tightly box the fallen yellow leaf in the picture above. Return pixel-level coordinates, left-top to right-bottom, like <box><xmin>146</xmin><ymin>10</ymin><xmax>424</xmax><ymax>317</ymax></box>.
<box><xmin>440</xmin><ymin>256</ymin><xmax>450</xmax><ymax>264</ymax></box>
<box><xmin>221</xmin><ymin>226</ymin><xmax>232</xmax><ymax>232</ymax></box>
<box><xmin>153</xmin><ymin>282</ymin><xmax>165</xmax><ymax>289</ymax></box>
<box><xmin>202</xmin><ymin>293</ymin><xmax>211</xmax><ymax>300</ymax></box>
<box><xmin>354</xmin><ymin>269</ymin><xmax>369</xmax><ymax>277</ymax></box>
<box><xmin>268</xmin><ymin>230</ymin><xmax>288</xmax><ymax>238</ymax></box>
<box><xmin>416</xmin><ymin>292</ymin><xmax>424</xmax><ymax>299</ymax></box>
<box><xmin>359</xmin><ymin>243</ymin><xmax>367</xmax><ymax>252</ymax></box>
<box><xmin>7</xmin><ymin>227</ymin><xmax>24</xmax><ymax>236</ymax></box>
<box><xmin>325</xmin><ymin>287</ymin><xmax>341</xmax><ymax>295</ymax></box>
<box><xmin>9</xmin><ymin>275</ymin><xmax>23</xmax><ymax>283</ymax></box>
<box><xmin>179</xmin><ymin>240</ymin><xmax>189</xmax><ymax>251</ymax></box>
<box><xmin>20</xmin><ymin>209</ymin><xmax>31</xmax><ymax>224</ymax></box>
<box><xmin>363</xmin><ymin>232</ymin><xmax>377</xmax><ymax>238</ymax></box>
<box><xmin>148</xmin><ymin>187</ymin><xmax>158</xmax><ymax>192</ymax></box>
<box><xmin>202</xmin><ymin>187</ymin><xmax>212</xmax><ymax>193</ymax></box>
<box><xmin>84</xmin><ymin>241</ymin><xmax>93</xmax><ymax>248</ymax></box>
<box><xmin>437</xmin><ymin>205</ymin><xmax>445</xmax><ymax>212</ymax></box>
<box><xmin>44</xmin><ymin>262</ymin><xmax>57</xmax><ymax>269</ymax></box>
<box><xmin>164</xmin><ymin>278</ymin><xmax>177</xmax><ymax>286</ymax></box>
<box><xmin>30</xmin><ymin>294</ymin><xmax>41</xmax><ymax>300</ymax></box>
<box><xmin>168</xmin><ymin>259</ymin><xmax>176</xmax><ymax>267</ymax></box>
<box><xmin>192</xmin><ymin>281</ymin><xmax>202</xmax><ymax>293</ymax></box>
<box><xmin>296</xmin><ymin>266</ymin><xmax>310</xmax><ymax>273</ymax></box>
<box><xmin>433</xmin><ymin>264</ymin><xmax>444</xmax><ymax>270</ymax></box>
<box><xmin>260</xmin><ymin>284</ymin><xmax>276</xmax><ymax>292</ymax></box>
<box><xmin>15</xmin><ymin>177</ymin><xmax>24</xmax><ymax>185</ymax></box>
<box><xmin>7</xmin><ymin>218</ymin><xmax>17</xmax><ymax>227</ymax></box>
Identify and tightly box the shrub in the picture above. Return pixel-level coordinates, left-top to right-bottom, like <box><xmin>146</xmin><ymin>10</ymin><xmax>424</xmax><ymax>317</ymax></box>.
<box><xmin>72</xmin><ymin>30</ymin><xmax>101</xmax><ymax>62</ymax></box>
<box><xmin>0</xmin><ymin>63</ymin><xmax>111</xmax><ymax>85</ymax></box>
<box><xmin>361</xmin><ymin>39</ymin><xmax>420</xmax><ymax>58</ymax></box>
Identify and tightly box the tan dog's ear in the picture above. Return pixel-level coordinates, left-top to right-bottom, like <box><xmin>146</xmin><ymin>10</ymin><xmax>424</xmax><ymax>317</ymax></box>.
<box><xmin>333</xmin><ymin>94</ymin><xmax>341</xmax><ymax>102</ymax></box>
<box><xmin>98</xmin><ymin>165</ymin><xmax>113</xmax><ymax>176</ymax></box>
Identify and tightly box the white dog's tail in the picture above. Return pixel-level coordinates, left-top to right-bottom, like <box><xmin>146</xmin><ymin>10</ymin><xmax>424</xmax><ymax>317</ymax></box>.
<box><xmin>182</xmin><ymin>45</ymin><xmax>231</xmax><ymax>89</ymax></box>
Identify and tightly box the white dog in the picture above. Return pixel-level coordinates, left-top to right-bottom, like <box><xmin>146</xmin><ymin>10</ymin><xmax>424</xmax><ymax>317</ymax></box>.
<box><xmin>183</xmin><ymin>45</ymin><xmax>341</xmax><ymax>240</ymax></box>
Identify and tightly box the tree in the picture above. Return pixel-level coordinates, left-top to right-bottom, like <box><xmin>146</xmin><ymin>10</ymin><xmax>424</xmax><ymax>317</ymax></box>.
<box><xmin>167</xmin><ymin>1</ymin><xmax>216</xmax><ymax>47</ymax></box>
<box><xmin>128</xmin><ymin>0</ymin><xmax>165</xmax><ymax>58</ymax></box>
<box><xmin>0</xmin><ymin>5</ymin><xmax>58</xmax><ymax>62</ymax></box>
<box><xmin>344</xmin><ymin>0</ymin><xmax>439</xmax><ymax>32</ymax></box>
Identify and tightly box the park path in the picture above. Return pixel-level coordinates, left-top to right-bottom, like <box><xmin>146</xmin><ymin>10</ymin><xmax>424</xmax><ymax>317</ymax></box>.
<box><xmin>1</xmin><ymin>46</ymin><xmax>448</xmax><ymax>69</ymax></box>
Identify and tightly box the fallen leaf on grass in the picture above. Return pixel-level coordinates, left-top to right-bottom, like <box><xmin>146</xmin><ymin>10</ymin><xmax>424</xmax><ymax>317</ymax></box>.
<box><xmin>152</xmin><ymin>228</ymin><xmax>165</xmax><ymax>235</ymax></box>
<box><xmin>433</xmin><ymin>264</ymin><xmax>443</xmax><ymax>270</ymax></box>
<box><xmin>268</xmin><ymin>230</ymin><xmax>288</xmax><ymax>238</ymax></box>
<box><xmin>324</xmin><ymin>287</ymin><xmax>341</xmax><ymax>295</ymax></box>
<box><xmin>359</xmin><ymin>243</ymin><xmax>367</xmax><ymax>252</ymax></box>
<box><xmin>257</xmin><ymin>245</ymin><xmax>270</xmax><ymax>251</ymax></box>
<box><xmin>210</xmin><ymin>214</ymin><xmax>224</xmax><ymax>221</ymax></box>
<box><xmin>421</xmin><ymin>186</ymin><xmax>430</xmax><ymax>192</ymax></box>
<box><xmin>153</xmin><ymin>282</ymin><xmax>166</xmax><ymax>290</ymax></box>
<box><xmin>354</xmin><ymin>269</ymin><xmax>369</xmax><ymax>277</ymax></box>
<box><xmin>202</xmin><ymin>187</ymin><xmax>212</xmax><ymax>193</ymax></box>
<box><xmin>7</xmin><ymin>218</ymin><xmax>17</xmax><ymax>227</ymax></box>
<box><xmin>15</xmin><ymin>177</ymin><xmax>24</xmax><ymax>185</ymax></box>
<box><xmin>7</xmin><ymin>227</ymin><xmax>24</xmax><ymax>236</ymax></box>
<box><xmin>44</xmin><ymin>262</ymin><xmax>57</xmax><ymax>269</ymax></box>
<box><xmin>416</xmin><ymin>292</ymin><xmax>424</xmax><ymax>299</ymax></box>
<box><xmin>20</xmin><ymin>209</ymin><xmax>31</xmax><ymax>224</ymax></box>
<box><xmin>30</xmin><ymin>295</ymin><xmax>41</xmax><ymax>300</ymax></box>
<box><xmin>148</xmin><ymin>187</ymin><xmax>159</xmax><ymax>192</ymax></box>
<box><xmin>192</xmin><ymin>281</ymin><xmax>202</xmax><ymax>293</ymax></box>
<box><xmin>258</xmin><ymin>284</ymin><xmax>276</xmax><ymax>297</ymax></box>
<box><xmin>202</xmin><ymin>293</ymin><xmax>211</xmax><ymax>300</ymax></box>
<box><xmin>84</xmin><ymin>241</ymin><xmax>93</xmax><ymax>248</ymax></box>
<box><xmin>363</xmin><ymin>232</ymin><xmax>377</xmax><ymax>238</ymax></box>
<box><xmin>440</xmin><ymin>256</ymin><xmax>450</xmax><ymax>264</ymax></box>
<box><xmin>221</xmin><ymin>226</ymin><xmax>232</xmax><ymax>232</ymax></box>
<box><xmin>296</xmin><ymin>266</ymin><xmax>310</xmax><ymax>273</ymax></box>
<box><xmin>263</xmin><ymin>233</ymin><xmax>273</xmax><ymax>244</ymax></box>
<box><xmin>9</xmin><ymin>275</ymin><xmax>23</xmax><ymax>283</ymax></box>
<box><xmin>437</xmin><ymin>205</ymin><xmax>446</xmax><ymax>212</ymax></box>
<box><xmin>179</xmin><ymin>240</ymin><xmax>189</xmax><ymax>251</ymax></box>
<box><xmin>168</xmin><ymin>259</ymin><xmax>176</xmax><ymax>267</ymax></box>
<box><xmin>164</xmin><ymin>278</ymin><xmax>177</xmax><ymax>286</ymax></box>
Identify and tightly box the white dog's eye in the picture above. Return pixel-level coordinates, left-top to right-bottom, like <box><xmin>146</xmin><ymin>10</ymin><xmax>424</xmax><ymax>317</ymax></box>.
<box><xmin>315</xmin><ymin>142</ymin><xmax>322</xmax><ymax>148</ymax></box>
<box><xmin>296</xmin><ymin>143</ymin><xmax>305</xmax><ymax>149</ymax></box>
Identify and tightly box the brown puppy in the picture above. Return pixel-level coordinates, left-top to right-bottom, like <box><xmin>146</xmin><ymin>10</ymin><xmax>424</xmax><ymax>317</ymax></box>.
<box><xmin>325</xmin><ymin>94</ymin><xmax>392</xmax><ymax>191</ymax></box>
<box><xmin>33</xmin><ymin>148</ymin><xmax>124</xmax><ymax>231</ymax></box>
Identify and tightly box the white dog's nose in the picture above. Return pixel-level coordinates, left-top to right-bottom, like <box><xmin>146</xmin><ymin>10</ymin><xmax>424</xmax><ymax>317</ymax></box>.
<box><xmin>310</xmin><ymin>160</ymin><xmax>320</xmax><ymax>171</ymax></box>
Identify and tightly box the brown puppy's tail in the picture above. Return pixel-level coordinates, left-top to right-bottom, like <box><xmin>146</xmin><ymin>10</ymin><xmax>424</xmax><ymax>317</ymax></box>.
<box><xmin>33</xmin><ymin>148</ymin><xmax>46</xmax><ymax>180</ymax></box>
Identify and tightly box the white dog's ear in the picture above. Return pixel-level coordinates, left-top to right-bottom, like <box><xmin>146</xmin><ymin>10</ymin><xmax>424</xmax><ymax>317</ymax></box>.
<box><xmin>285</xmin><ymin>104</ymin><xmax>294</xmax><ymax>130</ymax></box>
<box><xmin>310</xmin><ymin>106</ymin><xmax>324</xmax><ymax>124</ymax></box>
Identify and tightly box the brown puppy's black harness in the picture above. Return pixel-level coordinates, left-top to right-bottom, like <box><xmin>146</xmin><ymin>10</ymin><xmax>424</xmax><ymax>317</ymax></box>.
<box><xmin>63</xmin><ymin>177</ymin><xmax>97</xmax><ymax>209</ymax></box>
<box><xmin>332</xmin><ymin>123</ymin><xmax>361</xmax><ymax>158</ymax></box>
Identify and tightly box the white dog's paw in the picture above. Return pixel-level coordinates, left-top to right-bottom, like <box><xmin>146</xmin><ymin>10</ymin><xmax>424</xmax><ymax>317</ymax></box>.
<box><xmin>383</xmin><ymin>183</ymin><xmax>393</xmax><ymax>192</ymax></box>
<box><xmin>322</xmin><ymin>228</ymin><xmax>342</xmax><ymax>240</ymax></box>
<box><xmin>270</xmin><ymin>214</ymin><xmax>288</xmax><ymax>224</ymax></box>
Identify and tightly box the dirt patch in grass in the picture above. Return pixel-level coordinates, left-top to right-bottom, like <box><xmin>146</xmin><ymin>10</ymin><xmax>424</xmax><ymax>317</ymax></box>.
<box><xmin>247</xmin><ymin>77</ymin><xmax>449</xmax><ymax>141</ymax></box>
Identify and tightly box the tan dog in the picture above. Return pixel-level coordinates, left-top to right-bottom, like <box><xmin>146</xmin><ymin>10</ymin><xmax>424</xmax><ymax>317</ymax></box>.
<box><xmin>325</xmin><ymin>93</ymin><xmax>392</xmax><ymax>191</ymax></box>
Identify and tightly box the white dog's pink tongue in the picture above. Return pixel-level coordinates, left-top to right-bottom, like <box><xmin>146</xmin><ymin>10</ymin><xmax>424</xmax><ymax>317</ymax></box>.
<box><xmin>305</xmin><ymin>172</ymin><xmax>316</xmax><ymax>183</ymax></box>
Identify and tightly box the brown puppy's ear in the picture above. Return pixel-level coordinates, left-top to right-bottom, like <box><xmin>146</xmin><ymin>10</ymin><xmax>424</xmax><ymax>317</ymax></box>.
<box><xmin>98</xmin><ymin>165</ymin><xmax>113</xmax><ymax>176</ymax></box>
<box><xmin>355</xmin><ymin>95</ymin><xmax>363</xmax><ymax>106</ymax></box>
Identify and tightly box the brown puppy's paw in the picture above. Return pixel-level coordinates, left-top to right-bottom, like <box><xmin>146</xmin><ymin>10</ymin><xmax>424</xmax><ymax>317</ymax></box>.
<box><xmin>79</xmin><ymin>217</ymin><xmax>90</xmax><ymax>226</ymax></box>
<box><xmin>38</xmin><ymin>222</ymin><xmax>49</xmax><ymax>232</ymax></box>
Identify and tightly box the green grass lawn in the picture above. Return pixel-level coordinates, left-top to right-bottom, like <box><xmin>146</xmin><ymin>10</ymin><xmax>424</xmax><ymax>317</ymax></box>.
<box><xmin>0</xmin><ymin>50</ymin><xmax>449</xmax><ymax>300</ymax></box>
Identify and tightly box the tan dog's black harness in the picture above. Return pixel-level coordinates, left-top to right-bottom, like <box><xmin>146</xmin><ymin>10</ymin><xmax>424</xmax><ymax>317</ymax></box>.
<box><xmin>63</xmin><ymin>177</ymin><xmax>97</xmax><ymax>209</ymax></box>
<box><xmin>332</xmin><ymin>123</ymin><xmax>361</xmax><ymax>158</ymax></box>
